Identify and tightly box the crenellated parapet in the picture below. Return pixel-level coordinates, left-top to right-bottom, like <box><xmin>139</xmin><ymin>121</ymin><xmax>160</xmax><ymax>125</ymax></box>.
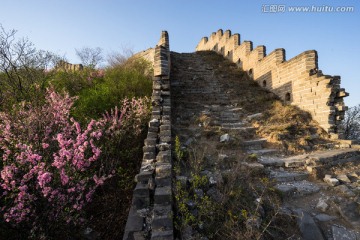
<box><xmin>196</xmin><ymin>29</ymin><xmax>348</xmax><ymax>139</ymax></box>
<box><xmin>56</xmin><ymin>60</ymin><xmax>83</xmax><ymax>72</ymax></box>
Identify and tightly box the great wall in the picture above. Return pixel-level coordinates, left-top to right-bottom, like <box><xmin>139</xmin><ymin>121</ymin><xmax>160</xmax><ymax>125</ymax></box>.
<box><xmin>196</xmin><ymin>30</ymin><xmax>348</xmax><ymax>139</ymax></box>
<box><xmin>123</xmin><ymin>30</ymin><xmax>360</xmax><ymax>240</ymax></box>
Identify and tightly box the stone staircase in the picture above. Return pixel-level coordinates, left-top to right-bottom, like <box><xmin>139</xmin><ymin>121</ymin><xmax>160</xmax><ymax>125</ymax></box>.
<box><xmin>171</xmin><ymin>51</ymin><xmax>360</xmax><ymax>239</ymax></box>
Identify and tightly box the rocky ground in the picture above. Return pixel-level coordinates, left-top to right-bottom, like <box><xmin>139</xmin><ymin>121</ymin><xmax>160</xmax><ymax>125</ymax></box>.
<box><xmin>170</xmin><ymin>51</ymin><xmax>360</xmax><ymax>240</ymax></box>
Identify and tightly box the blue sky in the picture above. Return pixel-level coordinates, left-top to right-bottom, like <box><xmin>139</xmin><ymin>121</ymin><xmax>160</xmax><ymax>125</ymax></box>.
<box><xmin>1</xmin><ymin>0</ymin><xmax>359</xmax><ymax>106</ymax></box>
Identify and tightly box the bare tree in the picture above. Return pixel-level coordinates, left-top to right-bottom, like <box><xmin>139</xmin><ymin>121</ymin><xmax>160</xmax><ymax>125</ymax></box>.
<box><xmin>107</xmin><ymin>48</ymin><xmax>134</xmax><ymax>67</ymax></box>
<box><xmin>0</xmin><ymin>24</ymin><xmax>59</xmax><ymax>105</ymax></box>
<box><xmin>75</xmin><ymin>47</ymin><xmax>103</xmax><ymax>68</ymax></box>
<box><xmin>342</xmin><ymin>104</ymin><xmax>360</xmax><ymax>140</ymax></box>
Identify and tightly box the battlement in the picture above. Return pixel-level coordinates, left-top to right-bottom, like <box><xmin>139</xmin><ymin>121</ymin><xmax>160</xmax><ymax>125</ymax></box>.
<box><xmin>56</xmin><ymin>60</ymin><xmax>83</xmax><ymax>72</ymax></box>
<box><xmin>196</xmin><ymin>29</ymin><xmax>348</xmax><ymax>138</ymax></box>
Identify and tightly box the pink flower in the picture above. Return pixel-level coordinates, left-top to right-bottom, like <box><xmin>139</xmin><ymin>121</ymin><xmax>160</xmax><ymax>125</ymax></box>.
<box><xmin>37</xmin><ymin>172</ymin><xmax>52</xmax><ymax>188</ymax></box>
<box><xmin>60</xmin><ymin>169</ymin><xmax>69</xmax><ymax>185</ymax></box>
<box><xmin>93</xmin><ymin>175</ymin><xmax>104</xmax><ymax>185</ymax></box>
<box><xmin>42</xmin><ymin>143</ymin><xmax>49</xmax><ymax>149</ymax></box>
<box><xmin>85</xmin><ymin>190</ymin><xmax>95</xmax><ymax>203</ymax></box>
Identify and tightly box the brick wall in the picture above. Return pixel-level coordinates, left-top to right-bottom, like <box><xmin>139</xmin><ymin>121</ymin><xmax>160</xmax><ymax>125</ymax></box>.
<box><xmin>196</xmin><ymin>29</ymin><xmax>348</xmax><ymax>139</ymax></box>
<box><xmin>123</xmin><ymin>31</ymin><xmax>174</xmax><ymax>240</ymax></box>
<box><xmin>56</xmin><ymin>60</ymin><xmax>83</xmax><ymax>71</ymax></box>
<box><xmin>131</xmin><ymin>48</ymin><xmax>156</xmax><ymax>66</ymax></box>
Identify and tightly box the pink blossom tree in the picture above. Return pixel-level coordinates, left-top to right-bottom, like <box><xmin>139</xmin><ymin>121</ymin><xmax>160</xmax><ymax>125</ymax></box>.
<box><xmin>0</xmin><ymin>87</ymin><xmax>150</xmax><ymax>237</ymax></box>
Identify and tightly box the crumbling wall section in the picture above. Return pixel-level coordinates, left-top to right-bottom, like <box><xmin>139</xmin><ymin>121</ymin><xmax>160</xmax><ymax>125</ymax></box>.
<box><xmin>56</xmin><ymin>60</ymin><xmax>83</xmax><ymax>71</ymax></box>
<box><xmin>196</xmin><ymin>29</ymin><xmax>348</xmax><ymax>139</ymax></box>
<box><xmin>123</xmin><ymin>31</ymin><xmax>173</xmax><ymax>240</ymax></box>
<box><xmin>131</xmin><ymin>48</ymin><xmax>156</xmax><ymax>66</ymax></box>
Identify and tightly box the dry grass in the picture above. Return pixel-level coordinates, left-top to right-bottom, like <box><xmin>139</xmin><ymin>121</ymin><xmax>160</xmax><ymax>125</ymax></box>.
<box><xmin>254</xmin><ymin>101</ymin><xmax>330</xmax><ymax>154</ymax></box>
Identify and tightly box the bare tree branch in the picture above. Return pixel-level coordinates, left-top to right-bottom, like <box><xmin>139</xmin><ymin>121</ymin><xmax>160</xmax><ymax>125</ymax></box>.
<box><xmin>75</xmin><ymin>47</ymin><xmax>103</xmax><ymax>68</ymax></box>
<box><xmin>0</xmin><ymin>24</ymin><xmax>60</xmax><ymax>105</ymax></box>
<box><xmin>342</xmin><ymin>104</ymin><xmax>360</xmax><ymax>140</ymax></box>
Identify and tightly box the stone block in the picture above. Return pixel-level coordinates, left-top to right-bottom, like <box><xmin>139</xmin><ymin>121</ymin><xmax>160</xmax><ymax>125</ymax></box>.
<box><xmin>332</xmin><ymin>225</ymin><xmax>357</xmax><ymax>240</ymax></box>
<box><xmin>155</xmin><ymin>176</ymin><xmax>171</xmax><ymax>187</ymax></box>
<box><xmin>149</xmin><ymin>119</ymin><xmax>160</xmax><ymax>127</ymax></box>
<box><xmin>160</xmin><ymin>125</ymin><xmax>171</xmax><ymax>131</ymax></box>
<box><xmin>124</xmin><ymin>207</ymin><xmax>144</xmax><ymax>233</ymax></box>
<box><xmin>162</xmin><ymin>83</ymin><xmax>170</xmax><ymax>90</ymax></box>
<box><xmin>315</xmin><ymin>199</ymin><xmax>329</xmax><ymax>212</ymax></box>
<box><xmin>156</xmin><ymin>143</ymin><xmax>171</xmax><ymax>151</ymax></box>
<box><xmin>161</xmin><ymin>91</ymin><xmax>170</xmax><ymax>96</ymax></box>
<box><xmin>154</xmin><ymin>186</ymin><xmax>172</xmax><ymax>205</ymax></box>
<box><xmin>148</xmin><ymin>126</ymin><xmax>159</xmax><ymax>133</ymax></box>
<box><xmin>160</xmin><ymin>136</ymin><xmax>172</xmax><ymax>144</ymax></box>
<box><xmin>155</xmin><ymin>163</ymin><xmax>172</xmax><ymax>178</ymax></box>
<box><xmin>151</xmin><ymin>230</ymin><xmax>173</xmax><ymax>240</ymax></box>
<box><xmin>161</xmin><ymin>116</ymin><xmax>171</xmax><ymax>122</ymax></box>
<box><xmin>152</xmin><ymin>204</ymin><xmax>173</xmax><ymax>231</ymax></box>
<box><xmin>156</xmin><ymin>150</ymin><xmax>171</xmax><ymax>163</ymax></box>
<box><xmin>159</xmin><ymin>130</ymin><xmax>171</xmax><ymax>138</ymax></box>
<box><xmin>334</xmin><ymin>185</ymin><xmax>356</xmax><ymax>197</ymax></box>
<box><xmin>134</xmin><ymin>182</ymin><xmax>149</xmax><ymax>198</ymax></box>
<box><xmin>220</xmin><ymin>133</ymin><xmax>230</xmax><ymax>142</ymax></box>
<box><xmin>144</xmin><ymin>151</ymin><xmax>156</xmax><ymax>160</ymax></box>
<box><xmin>337</xmin><ymin>174</ymin><xmax>351</xmax><ymax>183</ymax></box>
<box><xmin>143</xmin><ymin>145</ymin><xmax>156</xmax><ymax>153</ymax></box>
<box><xmin>153</xmin><ymin>83</ymin><xmax>162</xmax><ymax>90</ymax></box>
<box><xmin>152</xmin><ymin>113</ymin><xmax>161</xmax><ymax>120</ymax></box>
<box><xmin>152</xmin><ymin>216</ymin><xmax>173</xmax><ymax>232</ymax></box>
<box><xmin>135</xmin><ymin>171</ymin><xmax>154</xmax><ymax>183</ymax></box>
<box><xmin>145</xmin><ymin>138</ymin><xmax>157</xmax><ymax>146</ymax></box>
<box><xmin>323</xmin><ymin>175</ymin><xmax>339</xmax><ymax>186</ymax></box>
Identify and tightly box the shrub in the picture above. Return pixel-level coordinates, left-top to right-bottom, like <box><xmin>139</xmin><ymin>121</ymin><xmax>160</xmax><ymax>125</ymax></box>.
<box><xmin>0</xmin><ymin>87</ymin><xmax>151</xmax><ymax>238</ymax></box>
<box><xmin>49</xmin><ymin>58</ymin><xmax>152</xmax><ymax>124</ymax></box>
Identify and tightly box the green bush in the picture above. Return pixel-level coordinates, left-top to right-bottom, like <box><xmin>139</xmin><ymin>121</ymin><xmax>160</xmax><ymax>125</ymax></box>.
<box><xmin>50</xmin><ymin>59</ymin><xmax>152</xmax><ymax>124</ymax></box>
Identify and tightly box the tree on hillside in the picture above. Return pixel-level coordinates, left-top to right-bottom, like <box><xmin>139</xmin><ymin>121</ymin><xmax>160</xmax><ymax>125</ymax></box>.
<box><xmin>107</xmin><ymin>48</ymin><xmax>134</xmax><ymax>67</ymax></box>
<box><xmin>342</xmin><ymin>104</ymin><xmax>360</xmax><ymax>140</ymax></box>
<box><xmin>0</xmin><ymin>24</ymin><xmax>60</xmax><ymax>106</ymax></box>
<box><xmin>75</xmin><ymin>46</ymin><xmax>103</xmax><ymax>69</ymax></box>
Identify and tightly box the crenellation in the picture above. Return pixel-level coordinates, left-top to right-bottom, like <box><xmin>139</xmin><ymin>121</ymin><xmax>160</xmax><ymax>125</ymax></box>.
<box><xmin>196</xmin><ymin>29</ymin><xmax>348</xmax><ymax>138</ymax></box>
<box><xmin>56</xmin><ymin>60</ymin><xmax>83</xmax><ymax>72</ymax></box>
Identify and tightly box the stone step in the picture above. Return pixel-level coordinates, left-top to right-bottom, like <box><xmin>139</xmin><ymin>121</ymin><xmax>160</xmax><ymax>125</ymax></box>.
<box><xmin>259</xmin><ymin>148</ymin><xmax>360</xmax><ymax>169</ymax></box>
<box><xmin>219</xmin><ymin>112</ymin><xmax>240</xmax><ymax>117</ymax></box>
<box><xmin>306</xmin><ymin>155</ymin><xmax>360</xmax><ymax>176</ymax></box>
<box><xmin>305</xmin><ymin>148</ymin><xmax>360</xmax><ymax>166</ymax></box>
<box><xmin>217</xmin><ymin>119</ymin><xmax>243</xmax><ymax>124</ymax></box>
<box><xmin>275</xmin><ymin>180</ymin><xmax>321</xmax><ymax>198</ymax></box>
<box><xmin>221</xmin><ymin>122</ymin><xmax>245</xmax><ymax>128</ymax></box>
<box><xmin>258</xmin><ymin>156</ymin><xmax>306</xmax><ymax>168</ymax></box>
<box><xmin>247</xmin><ymin>148</ymin><xmax>278</xmax><ymax>156</ymax></box>
<box><xmin>221</xmin><ymin>126</ymin><xmax>255</xmax><ymax>132</ymax></box>
<box><xmin>227</xmin><ymin>107</ymin><xmax>243</xmax><ymax>112</ymax></box>
<box><xmin>243</xmin><ymin>138</ymin><xmax>267</xmax><ymax>150</ymax></box>
<box><xmin>270</xmin><ymin>170</ymin><xmax>309</xmax><ymax>182</ymax></box>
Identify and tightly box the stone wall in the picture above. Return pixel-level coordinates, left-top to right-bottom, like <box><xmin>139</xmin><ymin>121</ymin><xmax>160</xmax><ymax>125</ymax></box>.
<box><xmin>196</xmin><ymin>29</ymin><xmax>348</xmax><ymax>139</ymax></box>
<box><xmin>131</xmin><ymin>48</ymin><xmax>156</xmax><ymax>66</ymax></box>
<box><xmin>56</xmin><ymin>60</ymin><xmax>83</xmax><ymax>71</ymax></box>
<box><xmin>123</xmin><ymin>31</ymin><xmax>173</xmax><ymax>240</ymax></box>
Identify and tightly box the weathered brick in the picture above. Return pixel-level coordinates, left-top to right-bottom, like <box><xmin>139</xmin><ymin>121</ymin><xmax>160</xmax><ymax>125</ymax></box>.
<box><xmin>135</xmin><ymin>171</ymin><xmax>153</xmax><ymax>183</ymax></box>
<box><xmin>155</xmin><ymin>163</ymin><xmax>172</xmax><ymax>178</ymax></box>
<box><xmin>145</xmin><ymin>138</ymin><xmax>157</xmax><ymax>146</ymax></box>
<box><xmin>154</xmin><ymin>186</ymin><xmax>172</xmax><ymax>205</ymax></box>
